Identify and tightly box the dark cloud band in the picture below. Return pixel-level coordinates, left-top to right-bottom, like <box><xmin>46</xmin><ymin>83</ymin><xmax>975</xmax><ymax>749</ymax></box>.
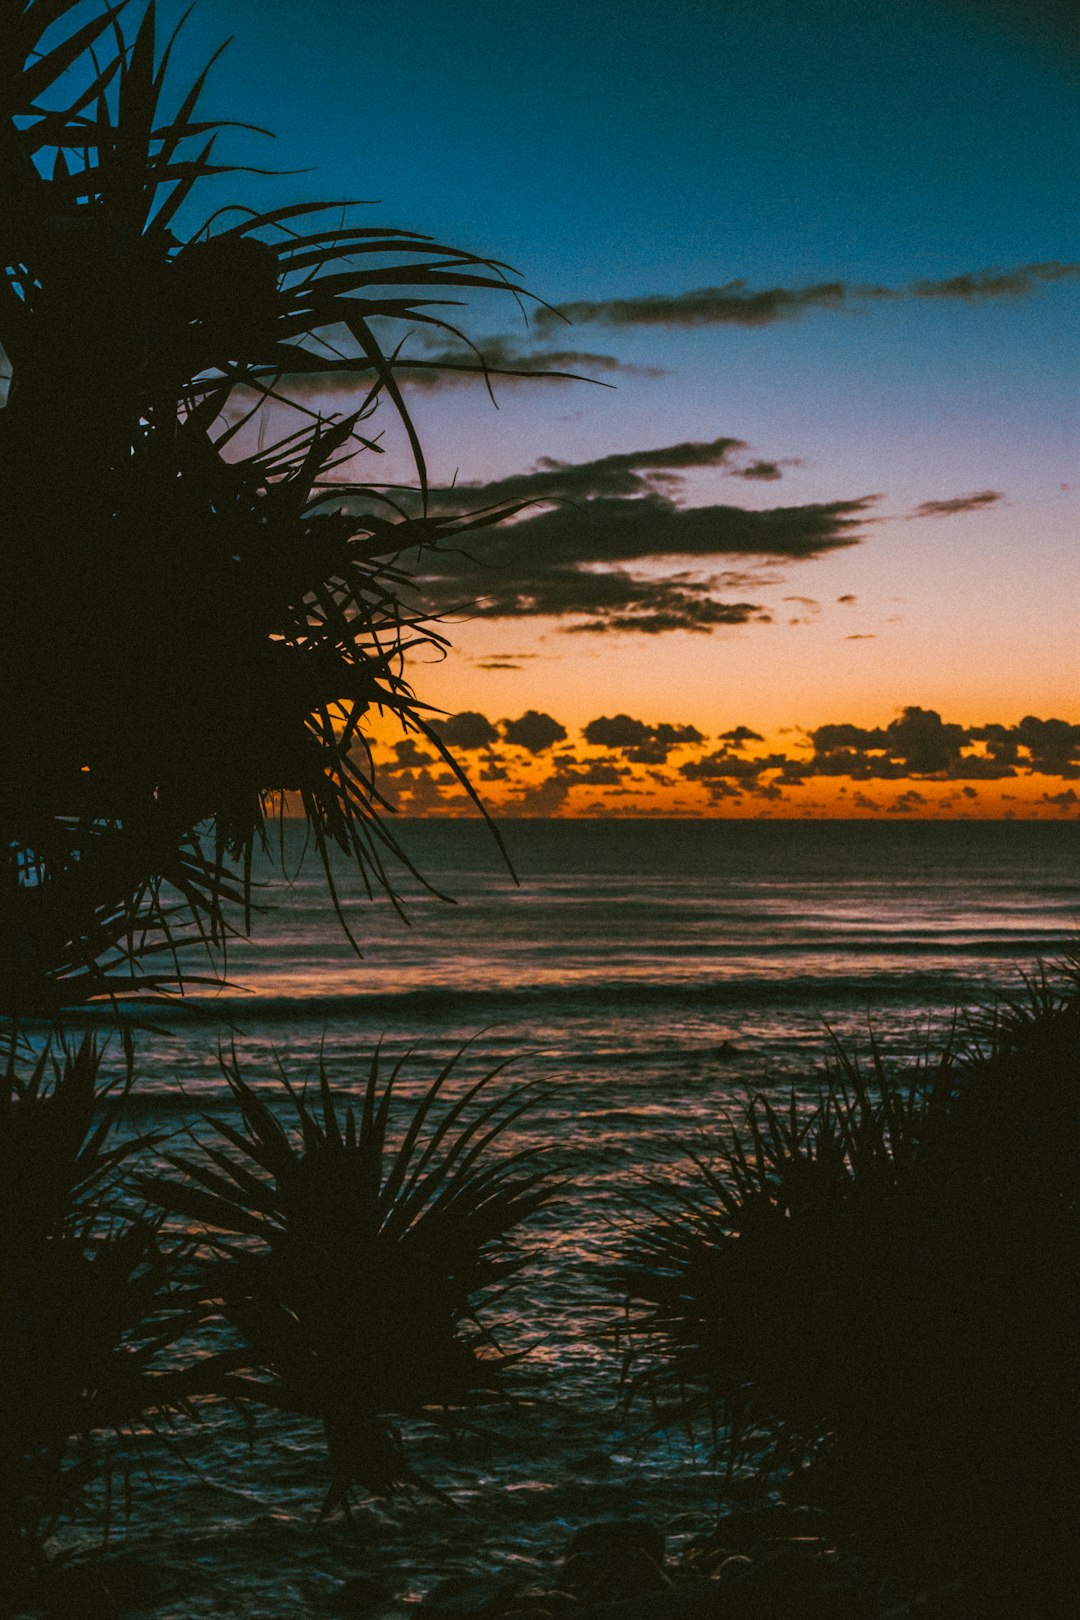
<box><xmin>531</xmin><ymin>260</ymin><xmax>1080</xmax><ymax>334</ymax></box>
<box><xmin>403</xmin><ymin>436</ymin><xmax>875</xmax><ymax>634</ymax></box>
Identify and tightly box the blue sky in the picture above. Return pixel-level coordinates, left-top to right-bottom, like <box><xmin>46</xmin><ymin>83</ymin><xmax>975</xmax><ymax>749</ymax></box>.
<box><xmin>150</xmin><ymin>0</ymin><xmax>1080</xmax><ymax>813</ymax></box>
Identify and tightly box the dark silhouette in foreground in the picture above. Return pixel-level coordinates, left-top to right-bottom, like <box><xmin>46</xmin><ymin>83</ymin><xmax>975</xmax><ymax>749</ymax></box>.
<box><xmin>617</xmin><ymin>958</ymin><xmax>1080</xmax><ymax>1616</ymax></box>
<box><xmin>0</xmin><ymin>0</ymin><xmax>548</xmax><ymax>1019</ymax></box>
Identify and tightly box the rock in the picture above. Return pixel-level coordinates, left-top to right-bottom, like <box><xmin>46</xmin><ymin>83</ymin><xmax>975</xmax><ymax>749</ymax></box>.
<box><xmin>716</xmin><ymin>1041</ymin><xmax>742</xmax><ymax>1060</ymax></box>
<box><xmin>419</xmin><ymin>1570</ymin><xmax>526</xmax><ymax>1617</ymax></box>
<box><xmin>331</xmin><ymin>1572</ymin><xmax>394</xmax><ymax>1615</ymax></box>
<box><xmin>564</xmin><ymin>1520</ymin><xmax>669</xmax><ymax>1601</ymax></box>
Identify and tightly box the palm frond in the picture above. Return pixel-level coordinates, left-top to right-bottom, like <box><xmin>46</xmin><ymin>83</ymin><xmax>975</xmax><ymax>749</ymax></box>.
<box><xmin>0</xmin><ymin>0</ymin><xmax>572</xmax><ymax>1016</ymax></box>
<box><xmin>140</xmin><ymin>1044</ymin><xmax>556</xmax><ymax>1509</ymax></box>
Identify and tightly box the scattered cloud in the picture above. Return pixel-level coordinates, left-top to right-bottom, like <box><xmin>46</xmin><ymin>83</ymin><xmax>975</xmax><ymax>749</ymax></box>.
<box><xmin>910</xmin><ymin>490</ymin><xmax>1004</xmax><ymax>519</ymax></box>
<box><xmin>582</xmin><ymin>714</ymin><xmax>704</xmax><ymax>762</ymax></box>
<box><xmin>807</xmin><ymin>707</ymin><xmax>1080</xmax><ymax>781</ymax></box>
<box><xmin>532</xmin><ymin>260</ymin><xmax>1080</xmax><ymax>334</ymax></box>
<box><xmin>378</xmin><ymin>707</ymin><xmax>1080</xmax><ymax>816</ymax></box>
<box><xmin>383</xmin><ymin>738</ymin><xmax>437</xmax><ymax>772</ymax></box>
<box><xmin>407</xmin><ymin>436</ymin><xmax>875</xmax><ymax>635</ymax></box>
<box><xmin>256</xmin><ymin>337</ymin><xmax>662</xmax><ymax>402</ymax></box>
<box><xmin>887</xmin><ymin>789</ymin><xmax>930</xmax><ymax>814</ymax></box>
<box><xmin>909</xmin><ymin>262</ymin><xmax>1080</xmax><ymax>299</ymax></box>
<box><xmin>534</xmin><ymin>281</ymin><xmax>855</xmax><ymax>332</ymax></box>
<box><xmin>395</xmin><ymin>336</ymin><xmax>666</xmax><ymax>390</ymax></box>
<box><xmin>429</xmin><ymin>711</ymin><xmax>500</xmax><ymax>750</ymax></box>
<box><xmin>681</xmin><ymin>750</ymin><xmax>791</xmax><ymax>781</ymax></box>
<box><xmin>971</xmin><ymin>715</ymin><xmax>1080</xmax><ymax>776</ymax></box>
<box><xmin>500</xmin><ymin>710</ymin><xmax>568</xmax><ymax>753</ymax></box>
<box><xmin>429</xmin><ymin>434</ymin><xmax>754</xmax><ymax>510</ymax></box>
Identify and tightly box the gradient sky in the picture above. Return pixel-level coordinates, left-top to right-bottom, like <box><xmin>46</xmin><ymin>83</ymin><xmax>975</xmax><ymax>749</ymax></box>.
<box><xmin>166</xmin><ymin>0</ymin><xmax>1079</xmax><ymax>816</ymax></box>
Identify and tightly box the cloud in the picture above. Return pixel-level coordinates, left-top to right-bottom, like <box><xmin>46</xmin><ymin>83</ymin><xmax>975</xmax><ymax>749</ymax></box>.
<box><xmin>252</xmin><ymin>337</ymin><xmax>661</xmax><ymax>403</ymax></box>
<box><xmin>534</xmin><ymin>282</ymin><xmax>854</xmax><ymax>332</ymax></box>
<box><xmin>837</xmin><ymin>594</ymin><xmax>857</xmax><ymax>605</ymax></box>
<box><xmin>582</xmin><ymin>714</ymin><xmax>704</xmax><ymax>762</ymax></box>
<box><xmin>665</xmin><ymin>708</ymin><xmax>1080</xmax><ymax>794</ymax></box>
<box><xmin>809</xmin><ymin>707</ymin><xmax>969</xmax><ymax>776</ymax></box>
<box><xmin>381</xmin><ymin>703</ymin><xmax>1080</xmax><ymax>816</ymax></box>
<box><xmin>805</xmin><ymin>708</ymin><xmax>1080</xmax><ymax>781</ymax></box>
<box><xmin>971</xmin><ymin>715</ymin><xmax>1080</xmax><ymax>777</ymax></box>
<box><xmin>735</xmin><ymin>459</ymin><xmax>787</xmax><ymax>480</ymax></box>
<box><xmin>681</xmin><ymin>750</ymin><xmax>791</xmax><ymax>781</ymax></box>
<box><xmin>910</xmin><ymin>490</ymin><xmax>1004</xmax><ymax>518</ymax></box>
<box><xmin>430</xmin><ymin>434</ymin><xmax>751</xmax><ymax>511</ymax></box>
<box><xmin>561</xmin><ymin>593</ymin><xmax>767</xmax><ymax>635</ymax></box>
<box><xmin>531</xmin><ymin>260</ymin><xmax>1080</xmax><ymax>334</ymax></box>
<box><xmin>500</xmin><ymin>710</ymin><xmax>568</xmax><ymax>752</ymax></box>
<box><xmin>429</xmin><ymin>711</ymin><xmax>500</xmax><ymax>750</ymax></box>
<box><xmin>910</xmin><ymin>262</ymin><xmax>1080</xmax><ymax>300</ymax></box>
<box><xmin>408</xmin><ymin>435</ymin><xmax>873</xmax><ymax>634</ymax></box>
<box><xmin>394</xmin><ymin>336</ymin><xmax>666</xmax><ymax>390</ymax></box>
<box><xmin>887</xmin><ymin>789</ymin><xmax>930</xmax><ymax>814</ymax></box>
<box><xmin>567</xmin><ymin>760</ymin><xmax>628</xmax><ymax>786</ymax></box>
<box><xmin>383</xmin><ymin>738</ymin><xmax>437</xmax><ymax>772</ymax></box>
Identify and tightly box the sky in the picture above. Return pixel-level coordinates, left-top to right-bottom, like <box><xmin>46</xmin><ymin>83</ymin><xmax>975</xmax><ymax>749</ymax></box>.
<box><xmin>165</xmin><ymin>0</ymin><xmax>1079</xmax><ymax>816</ymax></box>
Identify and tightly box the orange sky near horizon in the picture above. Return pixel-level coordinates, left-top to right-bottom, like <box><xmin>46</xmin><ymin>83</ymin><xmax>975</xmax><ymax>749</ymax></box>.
<box><xmin>200</xmin><ymin>0</ymin><xmax>1079</xmax><ymax>823</ymax></box>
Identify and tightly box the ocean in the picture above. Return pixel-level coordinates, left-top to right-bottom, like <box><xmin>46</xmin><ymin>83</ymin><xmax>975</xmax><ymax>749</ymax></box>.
<box><xmin>53</xmin><ymin>818</ymin><xmax>1080</xmax><ymax>1615</ymax></box>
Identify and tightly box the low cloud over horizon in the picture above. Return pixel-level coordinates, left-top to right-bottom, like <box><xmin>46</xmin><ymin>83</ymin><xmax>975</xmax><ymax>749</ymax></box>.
<box><xmin>384</xmin><ymin>705</ymin><xmax>1080</xmax><ymax>817</ymax></box>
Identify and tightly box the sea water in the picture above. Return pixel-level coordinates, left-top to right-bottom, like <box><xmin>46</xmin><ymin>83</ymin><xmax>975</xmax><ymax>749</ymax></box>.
<box><xmin>50</xmin><ymin>819</ymin><xmax>1080</xmax><ymax>1614</ymax></box>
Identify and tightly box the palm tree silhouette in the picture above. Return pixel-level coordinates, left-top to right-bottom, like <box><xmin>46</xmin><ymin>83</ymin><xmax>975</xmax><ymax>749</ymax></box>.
<box><xmin>1</xmin><ymin>0</ymin><xmax>541</xmax><ymax>1015</ymax></box>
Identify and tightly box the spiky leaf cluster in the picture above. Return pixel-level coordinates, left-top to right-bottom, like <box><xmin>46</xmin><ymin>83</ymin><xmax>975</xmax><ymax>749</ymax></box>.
<box><xmin>1</xmin><ymin>1</ymin><xmax>534</xmax><ymax>1012</ymax></box>
<box><xmin>140</xmin><ymin>1046</ymin><xmax>555</xmax><ymax>1511</ymax></box>
<box><xmin>0</xmin><ymin>1036</ymin><xmax>198</xmax><ymax>1592</ymax></box>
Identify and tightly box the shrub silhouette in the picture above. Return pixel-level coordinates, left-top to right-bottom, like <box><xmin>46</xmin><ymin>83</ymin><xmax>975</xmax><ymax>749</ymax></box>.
<box><xmin>0</xmin><ymin>0</ymin><xmax>547</xmax><ymax>1016</ymax></box>
<box><xmin>616</xmin><ymin>966</ymin><xmax>1080</xmax><ymax>1612</ymax></box>
<box><xmin>0</xmin><ymin>1037</ymin><xmax>202</xmax><ymax>1599</ymax></box>
<box><xmin>139</xmin><ymin>1046</ymin><xmax>556</xmax><ymax>1516</ymax></box>
<box><xmin>0</xmin><ymin>0</ymin><xmax>561</xmax><ymax>1582</ymax></box>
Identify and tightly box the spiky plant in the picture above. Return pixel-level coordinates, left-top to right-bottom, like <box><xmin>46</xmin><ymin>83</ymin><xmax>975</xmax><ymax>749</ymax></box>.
<box><xmin>616</xmin><ymin>977</ymin><xmax>1080</xmax><ymax>1609</ymax></box>
<box><xmin>614</xmin><ymin>1035</ymin><xmax>955</xmax><ymax>1469</ymax></box>
<box><xmin>0</xmin><ymin>0</ymin><xmax>557</xmax><ymax>1016</ymax></box>
<box><xmin>0</xmin><ymin>1035</ymin><xmax>202</xmax><ymax>1598</ymax></box>
<box><xmin>139</xmin><ymin>1046</ymin><xmax>555</xmax><ymax>1515</ymax></box>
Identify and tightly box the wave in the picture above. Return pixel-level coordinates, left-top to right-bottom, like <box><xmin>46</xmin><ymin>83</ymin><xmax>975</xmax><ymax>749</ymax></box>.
<box><xmin>96</xmin><ymin>965</ymin><xmax>1021</xmax><ymax>1026</ymax></box>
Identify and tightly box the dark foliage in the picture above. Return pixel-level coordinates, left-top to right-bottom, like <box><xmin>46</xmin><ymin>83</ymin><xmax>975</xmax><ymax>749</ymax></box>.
<box><xmin>0</xmin><ymin>1035</ymin><xmax>199</xmax><ymax>1599</ymax></box>
<box><xmin>0</xmin><ymin>0</ymin><xmax>547</xmax><ymax>1016</ymax></box>
<box><xmin>140</xmin><ymin>1046</ymin><xmax>556</xmax><ymax>1516</ymax></box>
<box><xmin>615</xmin><ymin>965</ymin><xmax>1080</xmax><ymax>1612</ymax></box>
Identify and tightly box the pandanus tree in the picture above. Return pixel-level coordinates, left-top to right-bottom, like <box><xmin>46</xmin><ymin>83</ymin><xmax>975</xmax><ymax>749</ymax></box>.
<box><xmin>0</xmin><ymin>2</ymin><xmax>561</xmax><ymax>1577</ymax></box>
<box><xmin>0</xmin><ymin>0</ymin><xmax>542</xmax><ymax>1015</ymax></box>
<box><xmin>0</xmin><ymin>1036</ymin><xmax>200</xmax><ymax>1596</ymax></box>
<box><xmin>140</xmin><ymin>1047</ymin><xmax>555</xmax><ymax>1515</ymax></box>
